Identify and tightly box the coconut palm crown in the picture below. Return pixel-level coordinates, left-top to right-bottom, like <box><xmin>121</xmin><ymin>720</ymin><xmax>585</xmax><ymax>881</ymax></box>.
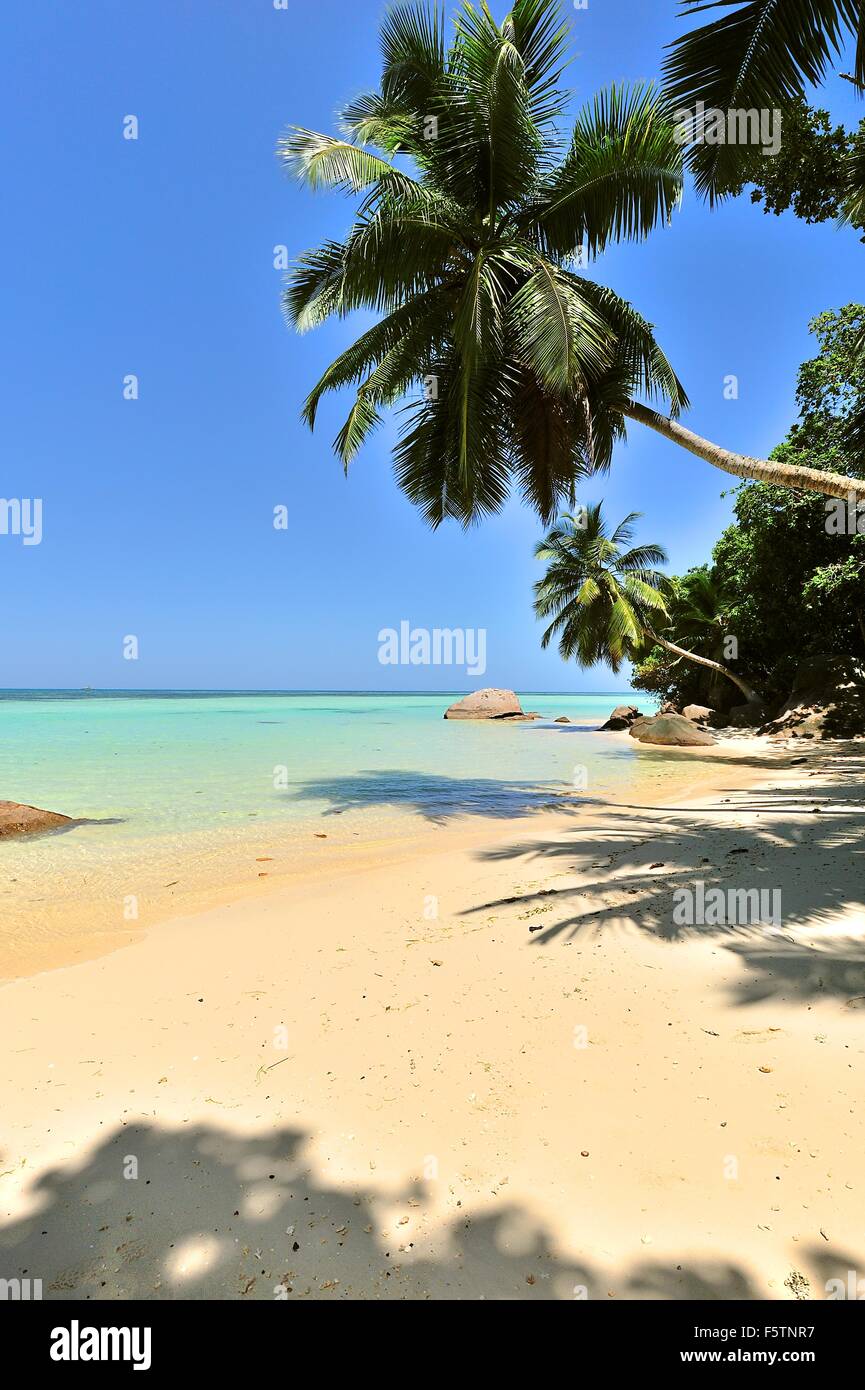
<box><xmin>533</xmin><ymin>506</ymin><xmax>669</xmax><ymax>670</ymax></box>
<box><xmin>281</xmin><ymin>0</ymin><xmax>687</xmax><ymax>526</ymax></box>
<box><xmin>282</xmin><ymin>0</ymin><xmax>865</xmax><ymax>513</ymax></box>
<box><xmin>534</xmin><ymin>506</ymin><xmax>762</xmax><ymax>701</ymax></box>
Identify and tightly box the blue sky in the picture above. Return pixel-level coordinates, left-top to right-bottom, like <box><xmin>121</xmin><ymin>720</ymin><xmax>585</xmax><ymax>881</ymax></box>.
<box><xmin>1</xmin><ymin>0</ymin><xmax>862</xmax><ymax>691</ymax></box>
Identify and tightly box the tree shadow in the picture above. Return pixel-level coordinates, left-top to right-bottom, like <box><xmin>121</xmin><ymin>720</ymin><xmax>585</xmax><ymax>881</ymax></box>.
<box><xmin>463</xmin><ymin>746</ymin><xmax>865</xmax><ymax>1004</ymax></box>
<box><xmin>0</xmin><ymin>1120</ymin><xmax>848</xmax><ymax>1301</ymax></box>
<box><xmin>724</xmin><ymin>936</ymin><xmax>865</xmax><ymax>1007</ymax></box>
<box><xmin>286</xmin><ymin>769</ymin><xmax>599</xmax><ymax>826</ymax></box>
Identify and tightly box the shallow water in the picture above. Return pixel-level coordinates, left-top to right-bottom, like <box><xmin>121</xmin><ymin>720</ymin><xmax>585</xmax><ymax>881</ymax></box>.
<box><xmin>0</xmin><ymin>690</ymin><xmax>655</xmax><ymax>836</ymax></box>
<box><xmin>1</xmin><ymin>689</ymin><xmax>703</xmax><ymax>972</ymax></box>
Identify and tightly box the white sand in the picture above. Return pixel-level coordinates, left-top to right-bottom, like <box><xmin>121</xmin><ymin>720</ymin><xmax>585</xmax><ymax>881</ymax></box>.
<box><xmin>2</xmin><ymin>738</ymin><xmax>864</xmax><ymax>1300</ymax></box>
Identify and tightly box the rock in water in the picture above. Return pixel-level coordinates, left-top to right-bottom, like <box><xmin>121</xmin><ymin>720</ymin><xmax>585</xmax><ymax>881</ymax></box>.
<box><xmin>0</xmin><ymin>801</ymin><xmax>74</xmax><ymax>838</ymax></box>
<box><xmin>444</xmin><ymin>688</ymin><xmax>530</xmax><ymax>720</ymax></box>
<box><xmin>598</xmin><ymin>704</ymin><xmax>643</xmax><ymax>731</ymax></box>
<box><xmin>628</xmin><ymin>714</ymin><xmax>715</xmax><ymax>747</ymax></box>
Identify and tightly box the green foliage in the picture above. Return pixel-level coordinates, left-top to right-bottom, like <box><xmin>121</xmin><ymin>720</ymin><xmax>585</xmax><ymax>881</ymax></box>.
<box><xmin>630</xmin><ymin>564</ymin><xmax>742</xmax><ymax>707</ymax></box>
<box><xmin>538</xmin><ymin>509</ymin><xmax>760</xmax><ymax>699</ymax></box>
<box><xmin>629</xmin><ymin>646</ymin><xmax>682</xmax><ymax>697</ymax></box>
<box><xmin>663</xmin><ymin>0</ymin><xmax>865</xmax><ymax>210</ymax></box>
<box><xmin>533</xmin><ymin>505</ymin><xmax>669</xmax><ymax>672</ymax></box>
<box><xmin>719</xmin><ymin>97</ymin><xmax>865</xmax><ymax>239</ymax></box>
<box><xmin>282</xmin><ymin>0</ymin><xmax>688</xmax><ymax>526</ymax></box>
<box><xmin>633</xmin><ymin>305</ymin><xmax>865</xmax><ymax>708</ymax></box>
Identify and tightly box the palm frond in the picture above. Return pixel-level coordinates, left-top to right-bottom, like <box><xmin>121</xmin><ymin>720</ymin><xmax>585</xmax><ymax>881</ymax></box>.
<box><xmin>380</xmin><ymin>2</ymin><xmax>447</xmax><ymax>110</ymax></box>
<box><xmin>339</xmin><ymin>91</ymin><xmax>420</xmax><ymax>154</ymax></box>
<box><xmin>283</xmin><ymin>241</ymin><xmax>351</xmax><ymax>332</ymax></box>
<box><xmin>507</xmin><ymin>0</ymin><xmax>572</xmax><ymax>127</ymax></box>
<box><xmin>283</xmin><ymin>2</ymin><xmax>689</xmax><ymax>528</ymax></box>
<box><xmin>284</xmin><ymin>205</ymin><xmax>462</xmax><ymax>330</ymax></box>
<box><xmin>510</xmin><ymin>368</ymin><xmax>590</xmax><ymax>522</ymax></box>
<box><xmin>529</xmin><ymin>84</ymin><xmax>683</xmax><ymax>257</ymax></box>
<box><xmin>842</xmin><ymin>134</ymin><xmax>865</xmax><ymax>227</ymax></box>
<box><xmin>452</xmin><ymin>1</ymin><xmax>542</xmax><ymax>211</ymax></box>
<box><xmin>392</xmin><ymin>353</ymin><xmax>514</xmax><ymax>526</ymax></box>
<box><xmin>509</xmin><ymin>262</ymin><xmax>605</xmax><ymax>391</ymax></box>
<box><xmin>617</xmin><ymin>541</ymin><xmax>669</xmax><ymax>570</ymax></box>
<box><xmin>300</xmin><ymin>287</ymin><xmax>450</xmax><ymax>430</ymax></box>
<box><xmin>277</xmin><ymin>127</ymin><xmax>421</xmax><ymax>198</ymax></box>
<box><xmin>663</xmin><ymin>0</ymin><xmax>859</xmax><ymax>199</ymax></box>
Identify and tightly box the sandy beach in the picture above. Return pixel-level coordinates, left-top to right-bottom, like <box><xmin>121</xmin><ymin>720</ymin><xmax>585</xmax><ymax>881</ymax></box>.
<box><xmin>2</xmin><ymin>736</ymin><xmax>864</xmax><ymax>1301</ymax></box>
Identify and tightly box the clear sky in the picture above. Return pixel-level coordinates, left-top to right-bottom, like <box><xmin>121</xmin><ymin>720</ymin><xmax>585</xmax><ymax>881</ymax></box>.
<box><xmin>2</xmin><ymin>0</ymin><xmax>862</xmax><ymax>691</ymax></box>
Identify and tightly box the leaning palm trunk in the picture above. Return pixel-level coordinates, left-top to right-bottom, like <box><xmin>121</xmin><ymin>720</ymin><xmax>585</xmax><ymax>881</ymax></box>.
<box><xmin>624</xmin><ymin>402</ymin><xmax>865</xmax><ymax>504</ymax></box>
<box><xmin>643</xmin><ymin>625</ymin><xmax>761</xmax><ymax>706</ymax></box>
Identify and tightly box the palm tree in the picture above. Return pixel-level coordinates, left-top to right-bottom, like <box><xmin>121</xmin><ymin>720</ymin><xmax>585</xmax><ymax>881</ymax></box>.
<box><xmin>663</xmin><ymin>0</ymin><xmax>865</xmax><ymax>207</ymax></box>
<box><xmin>534</xmin><ymin>506</ymin><xmax>762</xmax><ymax>703</ymax></box>
<box><xmin>282</xmin><ymin>0</ymin><xmax>864</xmax><ymax>520</ymax></box>
<box><xmin>671</xmin><ymin>566</ymin><xmax>733</xmax><ymax>645</ymax></box>
<box><xmin>664</xmin><ymin>566</ymin><xmax>749</xmax><ymax>705</ymax></box>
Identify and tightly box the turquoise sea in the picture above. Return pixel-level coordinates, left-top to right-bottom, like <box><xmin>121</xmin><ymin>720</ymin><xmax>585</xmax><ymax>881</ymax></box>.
<box><xmin>0</xmin><ymin>690</ymin><xmax>677</xmax><ymax>969</ymax></box>
<box><xmin>0</xmin><ymin>689</ymin><xmax>661</xmax><ymax>836</ymax></box>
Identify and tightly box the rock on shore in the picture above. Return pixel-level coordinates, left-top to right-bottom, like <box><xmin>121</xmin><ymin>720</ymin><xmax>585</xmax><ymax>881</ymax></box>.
<box><xmin>629</xmin><ymin>714</ymin><xmax>715</xmax><ymax>747</ymax></box>
<box><xmin>0</xmin><ymin>801</ymin><xmax>74</xmax><ymax>838</ymax></box>
<box><xmin>683</xmin><ymin>704</ymin><xmax>715</xmax><ymax>725</ymax></box>
<box><xmin>762</xmin><ymin>656</ymin><xmax>865</xmax><ymax>740</ymax></box>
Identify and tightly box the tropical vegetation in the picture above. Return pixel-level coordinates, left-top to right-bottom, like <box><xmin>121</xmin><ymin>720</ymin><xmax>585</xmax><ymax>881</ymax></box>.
<box><xmin>716</xmin><ymin>94</ymin><xmax>865</xmax><ymax>240</ymax></box>
<box><xmin>632</xmin><ymin>306</ymin><xmax>865</xmax><ymax>711</ymax></box>
<box><xmin>533</xmin><ymin>505</ymin><xmax>762</xmax><ymax>703</ymax></box>
<box><xmin>663</xmin><ymin>0</ymin><xmax>865</xmax><ymax>217</ymax></box>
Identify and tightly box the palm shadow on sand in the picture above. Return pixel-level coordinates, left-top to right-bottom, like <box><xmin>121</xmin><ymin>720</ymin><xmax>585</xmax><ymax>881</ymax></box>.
<box><xmin>287</xmin><ymin>768</ymin><xmax>598</xmax><ymax>826</ymax></box>
<box><xmin>463</xmin><ymin>745</ymin><xmax>865</xmax><ymax>1006</ymax></box>
<box><xmin>0</xmin><ymin>1120</ymin><xmax>847</xmax><ymax>1301</ymax></box>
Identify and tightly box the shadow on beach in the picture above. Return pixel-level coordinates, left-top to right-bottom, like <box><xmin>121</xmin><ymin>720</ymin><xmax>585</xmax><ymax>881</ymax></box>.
<box><xmin>281</xmin><ymin>740</ymin><xmax>788</xmax><ymax>826</ymax></box>
<box><xmin>286</xmin><ymin>768</ymin><xmax>598</xmax><ymax>825</ymax></box>
<box><xmin>284</xmin><ymin>748</ymin><xmax>865</xmax><ymax>1007</ymax></box>
<box><xmin>0</xmin><ymin>1120</ymin><xmax>848</xmax><ymax>1301</ymax></box>
<box><xmin>462</xmin><ymin>743</ymin><xmax>865</xmax><ymax>1006</ymax></box>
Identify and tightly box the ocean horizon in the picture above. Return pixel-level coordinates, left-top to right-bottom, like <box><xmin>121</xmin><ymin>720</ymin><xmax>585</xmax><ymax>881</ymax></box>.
<box><xmin>0</xmin><ymin>687</ymin><xmax>638</xmax><ymax>698</ymax></box>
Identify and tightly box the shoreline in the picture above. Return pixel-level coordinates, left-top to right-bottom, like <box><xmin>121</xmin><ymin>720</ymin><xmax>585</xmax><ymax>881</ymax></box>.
<box><xmin>0</xmin><ymin>690</ymin><xmax>655</xmax><ymax>983</ymax></box>
<box><xmin>1</xmin><ymin>730</ymin><xmax>780</xmax><ymax>984</ymax></box>
<box><xmin>4</xmin><ymin>736</ymin><xmax>864</xmax><ymax>1299</ymax></box>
